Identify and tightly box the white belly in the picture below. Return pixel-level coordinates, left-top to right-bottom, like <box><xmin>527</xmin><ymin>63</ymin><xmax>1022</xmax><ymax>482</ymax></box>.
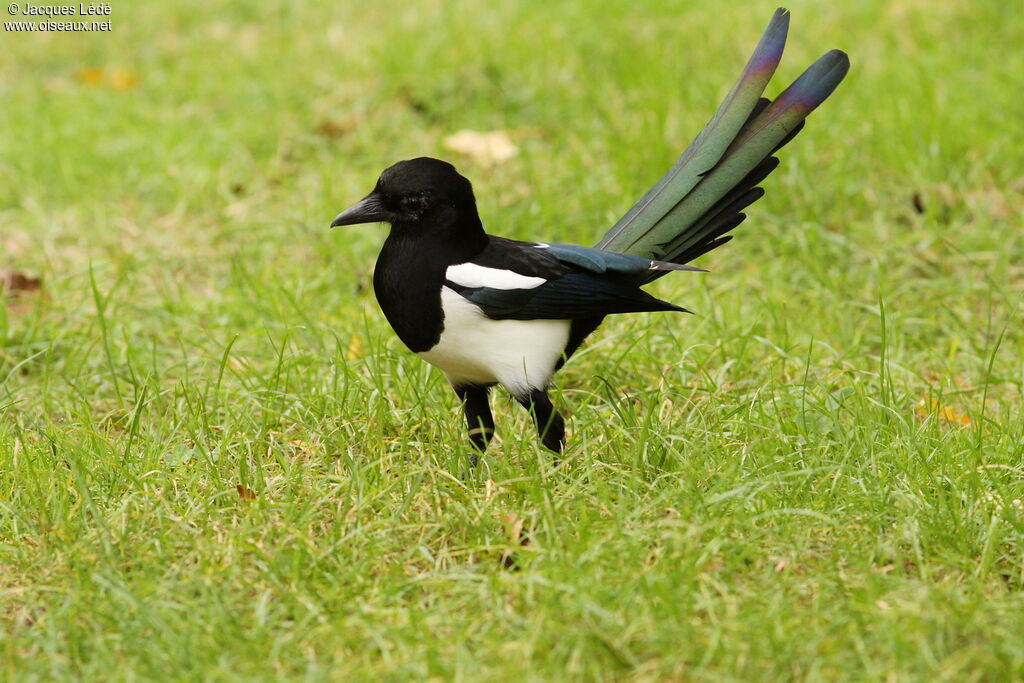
<box><xmin>417</xmin><ymin>287</ymin><xmax>571</xmax><ymax>396</ymax></box>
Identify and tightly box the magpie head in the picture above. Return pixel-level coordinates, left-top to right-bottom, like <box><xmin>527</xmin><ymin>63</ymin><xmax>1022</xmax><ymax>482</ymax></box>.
<box><xmin>331</xmin><ymin>157</ymin><xmax>480</xmax><ymax>236</ymax></box>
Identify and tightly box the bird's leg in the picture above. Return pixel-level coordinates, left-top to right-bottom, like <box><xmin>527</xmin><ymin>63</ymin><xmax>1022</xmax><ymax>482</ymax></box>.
<box><xmin>454</xmin><ymin>384</ymin><xmax>495</xmax><ymax>466</ymax></box>
<box><xmin>516</xmin><ymin>388</ymin><xmax>565</xmax><ymax>454</ymax></box>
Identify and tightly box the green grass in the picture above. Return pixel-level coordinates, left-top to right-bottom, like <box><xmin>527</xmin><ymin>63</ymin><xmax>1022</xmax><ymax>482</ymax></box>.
<box><xmin>2</xmin><ymin>0</ymin><xmax>1023</xmax><ymax>679</ymax></box>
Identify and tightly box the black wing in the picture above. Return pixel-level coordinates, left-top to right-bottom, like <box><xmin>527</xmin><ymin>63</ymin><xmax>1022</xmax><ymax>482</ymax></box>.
<box><xmin>445</xmin><ymin>237</ymin><xmax>692</xmax><ymax>321</ymax></box>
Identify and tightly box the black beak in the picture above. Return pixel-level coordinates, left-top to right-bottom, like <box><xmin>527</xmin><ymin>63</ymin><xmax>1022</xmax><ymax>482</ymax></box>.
<box><xmin>330</xmin><ymin>192</ymin><xmax>391</xmax><ymax>227</ymax></box>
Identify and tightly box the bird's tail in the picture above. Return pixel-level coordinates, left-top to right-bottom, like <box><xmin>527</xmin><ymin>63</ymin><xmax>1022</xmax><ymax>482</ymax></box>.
<box><xmin>595</xmin><ymin>8</ymin><xmax>849</xmax><ymax>281</ymax></box>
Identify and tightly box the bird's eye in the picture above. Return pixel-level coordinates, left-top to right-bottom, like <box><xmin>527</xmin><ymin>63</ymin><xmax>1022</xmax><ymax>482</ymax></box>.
<box><xmin>400</xmin><ymin>195</ymin><xmax>429</xmax><ymax>215</ymax></box>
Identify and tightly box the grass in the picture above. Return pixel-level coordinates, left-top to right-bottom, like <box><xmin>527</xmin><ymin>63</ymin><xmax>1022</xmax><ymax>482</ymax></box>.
<box><xmin>2</xmin><ymin>0</ymin><xmax>1023</xmax><ymax>679</ymax></box>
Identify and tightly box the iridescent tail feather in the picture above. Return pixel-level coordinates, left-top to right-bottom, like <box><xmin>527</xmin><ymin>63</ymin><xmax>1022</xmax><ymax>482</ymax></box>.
<box><xmin>596</xmin><ymin>8</ymin><xmax>849</xmax><ymax>280</ymax></box>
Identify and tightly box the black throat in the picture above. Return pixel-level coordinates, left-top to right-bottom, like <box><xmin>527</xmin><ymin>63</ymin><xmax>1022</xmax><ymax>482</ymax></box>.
<box><xmin>372</xmin><ymin>213</ymin><xmax>488</xmax><ymax>353</ymax></box>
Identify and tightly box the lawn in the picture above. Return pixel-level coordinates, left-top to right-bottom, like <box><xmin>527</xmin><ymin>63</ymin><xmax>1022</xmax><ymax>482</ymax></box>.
<box><xmin>2</xmin><ymin>0</ymin><xmax>1023</xmax><ymax>679</ymax></box>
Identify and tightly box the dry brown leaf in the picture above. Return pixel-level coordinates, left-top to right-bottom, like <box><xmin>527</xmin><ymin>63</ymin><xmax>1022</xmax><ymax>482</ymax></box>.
<box><xmin>235</xmin><ymin>484</ymin><xmax>257</xmax><ymax>501</ymax></box>
<box><xmin>315</xmin><ymin>118</ymin><xmax>355</xmax><ymax>139</ymax></box>
<box><xmin>4</xmin><ymin>237</ymin><xmax>25</xmax><ymax>256</ymax></box>
<box><xmin>1</xmin><ymin>270</ymin><xmax>41</xmax><ymax>296</ymax></box>
<box><xmin>499</xmin><ymin>512</ymin><xmax>524</xmax><ymax>544</ymax></box>
<box><xmin>498</xmin><ymin>512</ymin><xmax>529</xmax><ymax>570</ymax></box>
<box><xmin>910</xmin><ymin>192</ymin><xmax>925</xmax><ymax>214</ymax></box>
<box><xmin>443</xmin><ymin>130</ymin><xmax>518</xmax><ymax>165</ymax></box>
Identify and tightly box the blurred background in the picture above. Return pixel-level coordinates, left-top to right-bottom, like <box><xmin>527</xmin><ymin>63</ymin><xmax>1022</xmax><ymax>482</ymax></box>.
<box><xmin>3</xmin><ymin>0</ymin><xmax>1020</xmax><ymax>444</ymax></box>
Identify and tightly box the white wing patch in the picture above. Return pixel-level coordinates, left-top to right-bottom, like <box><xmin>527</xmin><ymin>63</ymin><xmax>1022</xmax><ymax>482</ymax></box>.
<box><xmin>446</xmin><ymin>263</ymin><xmax>545</xmax><ymax>290</ymax></box>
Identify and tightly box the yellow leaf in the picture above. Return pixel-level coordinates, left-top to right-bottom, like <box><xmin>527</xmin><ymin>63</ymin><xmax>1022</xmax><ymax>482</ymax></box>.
<box><xmin>346</xmin><ymin>335</ymin><xmax>361</xmax><ymax>360</ymax></box>
<box><xmin>108</xmin><ymin>67</ymin><xmax>140</xmax><ymax>91</ymax></box>
<box><xmin>75</xmin><ymin>67</ymin><xmax>104</xmax><ymax>85</ymax></box>
<box><xmin>75</xmin><ymin>66</ymin><xmax>139</xmax><ymax>90</ymax></box>
<box><xmin>916</xmin><ymin>397</ymin><xmax>970</xmax><ymax>425</ymax></box>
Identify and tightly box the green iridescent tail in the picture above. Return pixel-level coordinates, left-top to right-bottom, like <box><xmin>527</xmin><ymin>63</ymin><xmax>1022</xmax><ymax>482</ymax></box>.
<box><xmin>596</xmin><ymin>8</ymin><xmax>849</xmax><ymax>280</ymax></box>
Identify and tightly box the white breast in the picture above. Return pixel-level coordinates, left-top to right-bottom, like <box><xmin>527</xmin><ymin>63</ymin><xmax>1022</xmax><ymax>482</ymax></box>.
<box><xmin>417</xmin><ymin>287</ymin><xmax>570</xmax><ymax>396</ymax></box>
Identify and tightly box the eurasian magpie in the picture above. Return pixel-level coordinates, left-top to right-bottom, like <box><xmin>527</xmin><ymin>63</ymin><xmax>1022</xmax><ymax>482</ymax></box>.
<box><xmin>331</xmin><ymin>9</ymin><xmax>848</xmax><ymax>462</ymax></box>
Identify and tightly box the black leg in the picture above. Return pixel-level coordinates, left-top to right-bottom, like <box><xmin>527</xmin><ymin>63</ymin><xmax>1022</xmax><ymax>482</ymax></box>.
<box><xmin>515</xmin><ymin>388</ymin><xmax>565</xmax><ymax>454</ymax></box>
<box><xmin>454</xmin><ymin>384</ymin><xmax>495</xmax><ymax>466</ymax></box>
